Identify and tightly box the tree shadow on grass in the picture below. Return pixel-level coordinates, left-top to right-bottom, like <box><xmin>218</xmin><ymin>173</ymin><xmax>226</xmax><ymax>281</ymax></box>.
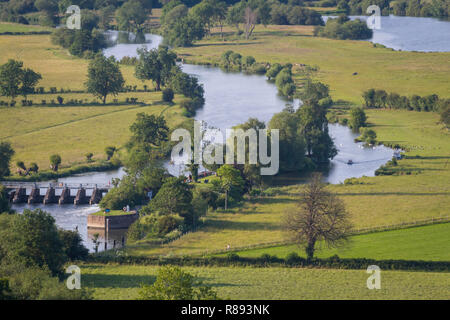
<box><xmin>193</xmin><ymin>41</ymin><xmax>264</xmax><ymax>47</ymax></box>
<box><xmin>206</xmin><ymin>219</ymin><xmax>280</xmax><ymax>231</ymax></box>
<box><xmin>82</xmin><ymin>273</ymin><xmax>156</xmax><ymax>289</ymax></box>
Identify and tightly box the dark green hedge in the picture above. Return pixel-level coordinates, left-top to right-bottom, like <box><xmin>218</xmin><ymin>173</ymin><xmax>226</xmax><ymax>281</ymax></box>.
<box><xmin>89</xmin><ymin>254</ymin><xmax>450</xmax><ymax>272</ymax></box>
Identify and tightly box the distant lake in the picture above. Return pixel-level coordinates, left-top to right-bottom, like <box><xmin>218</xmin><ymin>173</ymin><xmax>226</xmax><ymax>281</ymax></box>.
<box><xmin>322</xmin><ymin>15</ymin><xmax>450</xmax><ymax>52</ymax></box>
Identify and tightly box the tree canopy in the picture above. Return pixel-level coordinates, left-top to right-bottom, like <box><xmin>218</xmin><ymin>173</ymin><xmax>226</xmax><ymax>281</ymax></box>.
<box><xmin>0</xmin><ymin>60</ymin><xmax>42</xmax><ymax>102</ymax></box>
<box><xmin>135</xmin><ymin>46</ymin><xmax>177</xmax><ymax>91</ymax></box>
<box><xmin>85</xmin><ymin>54</ymin><xmax>125</xmax><ymax>104</ymax></box>
<box><xmin>0</xmin><ymin>142</ymin><xmax>14</xmax><ymax>178</ymax></box>
<box><xmin>138</xmin><ymin>266</ymin><xmax>218</xmax><ymax>300</ymax></box>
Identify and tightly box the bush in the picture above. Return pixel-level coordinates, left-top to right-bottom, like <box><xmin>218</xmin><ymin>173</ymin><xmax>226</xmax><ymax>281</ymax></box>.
<box><xmin>359</xmin><ymin>128</ymin><xmax>377</xmax><ymax>145</ymax></box>
<box><xmin>162</xmin><ymin>88</ymin><xmax>174</xmax><ymax>103</ymax></box>
<box><xmin>318</xmin><ymin>16</ymin><xmax>373</xmax><ymax>40</ymax></box>
<box><xmin>58</xmin><ymin>229</ymin><xmax>89</xmax><ymax>261</ymax></box>
<box><xmin>286</xmin><ymin>252</ymin><xmax>301</xmax><ymax>264</ymax></box>
<box><xmin>250</xmin><ymin>64</ymin><xmax>267</xmax><ymax>75</ymax></box>
<box><xmin>56</xmin><ymin>96</ymin><xmax>64</xmax><ymax>105</ymax></box>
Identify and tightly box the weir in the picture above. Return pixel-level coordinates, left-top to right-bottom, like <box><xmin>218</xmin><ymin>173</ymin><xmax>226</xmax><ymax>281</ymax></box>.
<box><xmin>1</xmin><ymin>182</ymin><xmax>111</xmax><ymax>206</ymax></box>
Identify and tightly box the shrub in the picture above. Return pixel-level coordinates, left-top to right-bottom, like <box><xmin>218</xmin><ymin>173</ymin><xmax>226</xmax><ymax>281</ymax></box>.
<box><xmin>359</xmin><ymin>128</ymin><xmax>377</xmax><ymax>145</ymax></box>
<box><xmin>162</xmin><ymin>88</ymin><xmax>174</xmax><ymax>103</ymax></box>
<box><xmin>286</xmin><ymin>252</ymin><xmax>301</xmax><ymax>264</ymax></box>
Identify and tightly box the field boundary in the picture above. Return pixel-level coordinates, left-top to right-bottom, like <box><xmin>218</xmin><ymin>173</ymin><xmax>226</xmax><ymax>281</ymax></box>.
<box><xmin>89</xmin><ymin>254</ymin><xmax>450</xmax><ymax>272</ymax></box>
<box><xmin>195</xmin><ymin>216</ymin><xmax>450</xmax><ymax>257</ymax></box>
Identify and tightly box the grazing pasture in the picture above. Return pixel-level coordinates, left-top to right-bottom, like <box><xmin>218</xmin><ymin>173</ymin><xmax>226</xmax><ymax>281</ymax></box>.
<box><xmin>80</xmin><ymin>264</ymin><xmax>450</xmax><ymax>300</ymax></box>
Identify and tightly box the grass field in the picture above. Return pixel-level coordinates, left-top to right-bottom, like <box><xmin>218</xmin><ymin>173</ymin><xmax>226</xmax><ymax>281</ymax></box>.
<box><xmin>215</xmin><ymin>223</ymin><xmax>450</xmax><ymax>261</ymax></box>
<box><xmin>93</xmin><ymin>210</ymin><xmax>135</xmax><ymax>216</ymax></box>
<box><xmin>0</xmin><ymin>22</ymin><xmax>51</xmax><ymax>33</ymax></box>
<box><xmin>0</xmin><ymin>102</ymin><xmax>186</xmax><ymax>169</ymax></box>
<box><xmin>175</xmin><ymin>25</ymin><xmax>450</xmax><ymax>105</ymax></box>
<box><xmin>80</xmin><ymin>264</ymin><xmax>450</xmax><ymax>300</ymax></box>
<box><xmin>0</xmin><ymin>34</ymin><xmax>154</xmax><ymax>91</ymax></box>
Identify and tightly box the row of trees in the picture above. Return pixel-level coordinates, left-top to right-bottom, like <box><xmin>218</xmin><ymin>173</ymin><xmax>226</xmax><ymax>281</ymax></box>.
<box><xmin>0</xmin><ymin>60</ymin><xmax>41</xmax><ymax>103</ymax></box>
<box><xmin>160</xmin><ymin>0</ymin><xmax>325</xmax><ymax>46</ymax></box>
<box><xmin>362</xmin><ymin>88</ymin><xmax>449</xmax><ymax>113</ymax></box>
<box><xmin>336</xmin><ymin>0</ymin><xmax>449</xmax><ymax>18</ymax></box>
<box><xmin>83</xmin><ymin>46</ymin><xmax>204</xmax><ymax>107</ymax></box>
<box><xmin>0</xmin><ymin>0</ymin><xmax>153</xmax><ymax>28</ymax></box>
<box><xmin>0</xmin><ymin>49</ymin><xmax>202</xmax><ymax>107</ymax></box>
<box><xmin>51</xmin><ymin>28</ymin><xmax>107</xmax><ymax>58</ymax></box>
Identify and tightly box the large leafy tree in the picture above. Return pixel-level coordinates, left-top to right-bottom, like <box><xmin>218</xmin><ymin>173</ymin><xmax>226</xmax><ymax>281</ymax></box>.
<box><xmin>169</xmin><ymin>66</ymin><xmax>205</xmax><ymax>102</ymax></box>
<box><xmin>165</xmin><ymin>15</ymin><xmax>206</xmax><ymax>47</ymax></box>
<box><xmin>85</xmin><ymin>54</ymin><xmax>124</xmax><ymax>104</ymax></box>
<box><xmin>20</xmin><ymin>68</ymin><xmax>42</xmax><ymax>100</ymax></box>
<box><xmin>138</xmin><ymin>266</ymin><xmax>218</xmax><ymax>300</ymax></box>
<box><xmin>349</xmin><ymin>107</ymin><xmax>367</xmax><ymax>131</ymax></box>
<box><xmin>297</xmin><ymin>101</ymin><xmax>337</xmax><ymax>163</ymax></box>
<box><xmin>0</xmin><ymin>142</ymin><xmax>14</xmax><ymax>178</ymax></box>
<box><xmin>57</xmin><ymin>229</ymin><xmax>89</xmax><ymax>261</ymax></box>
<box><xmin>115</xmin><ymin>0</ymin><xmax>149</xmax><ymax>31</ymax></box>
<box><xmin>0</xmin><ymin>60</ymin><xmax>41</xmax><ymax>102</ymax></box>
<box><xmin>268</xmin><ymin>107</ymin><xmax>307</xmax><ymax>173</ymax></box>
<box><xmin>147</xmin><ymin>177</ymin><xmax>194</xmax><ymax>224</ymax></box>
<box><xmin>216</xmin><ymin>164</ymin><xmax>245</xmax><ymax>210</ymax></box>
<box><xmin>283</xmin><ymin>174</ymin><xmax>352</xmax><ymax>260</ymax></box>
<box><xmin>191</xmin><ymin>0</ymin><xmax>227</xmax><ymax>36</ymax></box>
<box><xmin>135</xmin><ymin>46</ymin><xmax>177</xmax><ymax>91</ymax></box>
<box><xmin>129</xmin><ymin>113</ymin><xmax>169</xmax><ymax>149</ymax></box>
<box><xmin>0</xmin><ymin>209</ymin><xmax>66</xmax><ymax>275</ymax></box>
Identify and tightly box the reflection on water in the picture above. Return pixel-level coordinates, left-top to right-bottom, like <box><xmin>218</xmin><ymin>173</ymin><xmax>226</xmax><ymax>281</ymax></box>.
<box><xmin>103</xmin><ymin>32</ymin><xmax>163</xmax><ymax>60</ymax></box>
<box><xmin>323</xmin><ymin>15</ymin><xmax>450</xmax><ymax>52</ymax></box>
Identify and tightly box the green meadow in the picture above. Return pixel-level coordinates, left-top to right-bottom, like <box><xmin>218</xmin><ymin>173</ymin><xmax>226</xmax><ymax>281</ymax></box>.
<box><xmin>0</xmin><ymin>22</ymin><xmax>51</xmax><ymax>33</ymax></box>
<box><xmin>80</xmin><ymin>264</ymin><xmax>450</xmax><ymax>300</ymax></box>
<box><xmin>215</xmin><ymin>223</ymin><xmax>450</xmax><ymax>261</ymax></box>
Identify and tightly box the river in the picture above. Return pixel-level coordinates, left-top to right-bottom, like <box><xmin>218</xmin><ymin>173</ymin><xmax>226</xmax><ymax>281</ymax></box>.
<box><xmin>322</xmin><ymin>15</ymin><xmax>450</xmax><ymax>52</ymax></box>
<box><xmin>11</xmin><ymin>15</ymin><xmax>450</xmax><ymax>251</ymax></box>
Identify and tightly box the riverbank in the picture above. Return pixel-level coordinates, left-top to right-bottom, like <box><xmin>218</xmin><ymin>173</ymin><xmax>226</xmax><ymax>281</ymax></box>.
<box><xmin>2</xmin><ymin>160</ymin><xmax>121</xmax><ymax>182</ymax></box>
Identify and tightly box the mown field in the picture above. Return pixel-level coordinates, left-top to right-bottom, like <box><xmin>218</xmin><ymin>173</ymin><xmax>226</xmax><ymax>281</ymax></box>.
<box><xmin>215</xmin><ymin>223</ymin><xmax>450</xmax><ymax>261</ymax></box>
<box><xmin>0</xmin><ymin>22</ymin><xmax>51</xmax><ymax>33</ymax></box>
<box><xmin>0</xmin><ymin>34</ymin><xmax>151</xmax><ymax>90</ymax></box>
<box><xmin>80</xmin><ymin>264</ymin><xmax>450</xmax><ymax>300</ymax></box>
<box><xmin>175</xmin><ymin>24</ymin><xmax>450</xmax><ymax>105</ymax></box>
<box><xmin>0</xmin><ymin>103</ymin><xmax>186</xmax><ymax>169</ymax></box>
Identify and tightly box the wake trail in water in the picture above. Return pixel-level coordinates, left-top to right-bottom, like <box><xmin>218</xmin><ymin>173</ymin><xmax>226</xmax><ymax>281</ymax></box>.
<box><xmin>333</xmin><ymin>157</ymin><xmax>392</xmax><ymax>165</ymax></box>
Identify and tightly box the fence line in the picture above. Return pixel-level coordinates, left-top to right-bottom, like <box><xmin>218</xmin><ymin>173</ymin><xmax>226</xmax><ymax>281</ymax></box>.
<box><xmin>194</xmin><ymin>215</ymin><xmax>450</xmax><ymax>257</ymax></box>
